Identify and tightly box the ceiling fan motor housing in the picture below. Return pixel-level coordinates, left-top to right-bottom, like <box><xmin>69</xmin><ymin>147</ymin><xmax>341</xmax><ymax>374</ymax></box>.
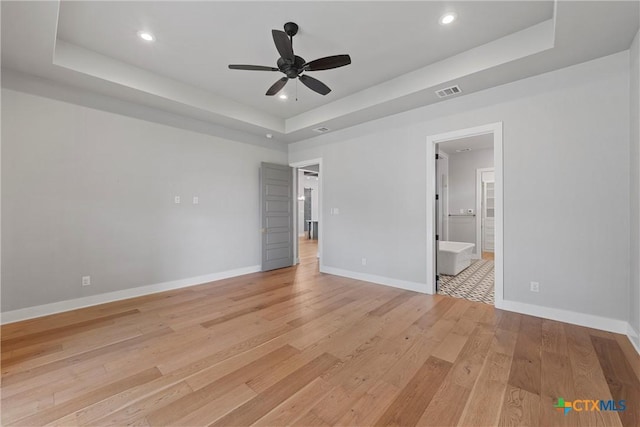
<box><xmin>284</xmin><ymin>22</ymin><xmax>299</xmax><ymax>37</ymax></box>
<box><xmin>277</xmin><ymin>56</ymin><xmax>306</xmax><ymax>78</ymax></box>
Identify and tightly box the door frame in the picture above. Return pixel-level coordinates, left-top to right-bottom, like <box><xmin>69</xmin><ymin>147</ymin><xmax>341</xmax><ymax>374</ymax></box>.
<box><xmin>289</xmin><ymin>158</ymin><xmax>323</xmax><ymax>265</ymax></box>
<box><xmin>476</xmin><ymin>167</ymin><xmax>495</xmax><ymax>258</ymax></box>
<box><xmin>426</xmin><ymin>122</ymin><xmax>503</xmax><ymax>307</ymax></box>
<box><xmin>436</xmin><ymin>151</ymin><xmax>450</xmax><ymax>242</ymax></box>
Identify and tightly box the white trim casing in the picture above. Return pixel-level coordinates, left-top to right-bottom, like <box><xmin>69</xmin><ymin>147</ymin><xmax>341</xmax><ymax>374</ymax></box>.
<box><xmin>497</xmin><ymin>299</ymin><xmax>630</xmax><ymax>335</ymax></box>
<box><xmin>627</xmin><ymin>323</ymin><xmax>640</xmax><ymax>355</ymax></box>
<box><xmin>426</xmin><ymin>122</ymin><xmax>504</xmax><ymax>306</ymax></box>
<box><xmin>0</xmin><ymin>265</ymin><xmax>261</xmax><ymax>325</ymax></box>
<box><xmin>321</xmin><ymin>266</ymin><xmax>426</xmax><ymax>294</ymax></box>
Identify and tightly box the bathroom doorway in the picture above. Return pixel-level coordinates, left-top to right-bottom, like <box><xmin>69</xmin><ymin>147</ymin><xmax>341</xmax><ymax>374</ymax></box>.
<box><xmin>290</xmin><ymin>159</ymin><xmax>322</xmax><ymax>269</ymax></box>
<box><xmin>427</xmin><ymin>123</ymin><xmax>503</xmax><ymax>307</ymax></box>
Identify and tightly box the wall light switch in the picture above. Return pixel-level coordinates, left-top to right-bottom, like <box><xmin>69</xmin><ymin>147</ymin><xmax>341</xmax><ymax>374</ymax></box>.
<box><xmin>530</xmin><ymin>281</ymin><xmax>540</xmax><ymax>292</ymax></box>
<box><xmin>174</xmin><ymin>196</ymin><xmax>181</xmax><ymax>204</ymax></box>
<box><xmin>82</xmin><ymin>276</ymin><xmax>91</xmax><ymax>286</ymax></box>
<box><xmin>193</xmin><ymin>196</ymin><xmax>199</xmax><ymax>205</ymax></box>
<box><xmin>333</xmin><ymin>208</ymin><xmax>339</xmax><ymax>215</ymax></box>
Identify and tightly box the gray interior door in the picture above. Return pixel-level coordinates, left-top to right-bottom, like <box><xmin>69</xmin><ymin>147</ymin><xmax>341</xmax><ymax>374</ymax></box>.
<box><xmin>260</xmin><ymin>162</ymin><xmax>294</xmax><ymax>271</ymax></box>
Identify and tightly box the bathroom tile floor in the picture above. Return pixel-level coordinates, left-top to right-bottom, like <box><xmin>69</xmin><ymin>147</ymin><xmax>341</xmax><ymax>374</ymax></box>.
<box><xmin>438</xmin><ymin>259</ymin><xmax>494</xmax><ymax>304</ymax></box>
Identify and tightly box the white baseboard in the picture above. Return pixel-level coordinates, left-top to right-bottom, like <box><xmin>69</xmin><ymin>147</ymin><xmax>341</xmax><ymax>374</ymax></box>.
<box><xmin>0</xmin><ymin>265</ymin><xmax>261</xmax><ymax>325</ymax></box>
<box><xmin>628</xmin><ymin>323</ymin><xmax>640</xmax><ymax>355</ymax></box>
<box><xmin>496</xmin><ymin>299</ymin><xmax>629</xmax><ymax>335</ymax></box>
<box><xmin>320</xmin><ymin>265</ymin><xmax>428</xmax><ymax>294</ymax></box>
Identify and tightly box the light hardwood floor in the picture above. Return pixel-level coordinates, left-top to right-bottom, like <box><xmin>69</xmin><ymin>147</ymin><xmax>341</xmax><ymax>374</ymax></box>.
<box><xmin>1</xmin><ymin>238</ymin><xmax>639</xmax><ymax>426</ymax></box>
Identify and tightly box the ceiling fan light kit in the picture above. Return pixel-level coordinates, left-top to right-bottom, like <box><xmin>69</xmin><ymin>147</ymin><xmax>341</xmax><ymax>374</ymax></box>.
<box><xmin>228</xmin><ymin>22</ymin><xmax>352</xmax><ymax>97</ymax></box>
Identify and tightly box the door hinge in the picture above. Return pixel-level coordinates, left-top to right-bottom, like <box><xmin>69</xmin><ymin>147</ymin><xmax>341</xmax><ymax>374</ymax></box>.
<box><xmin>436</xmin><ymin>234</ymin><xmax>439</xmax><ymax>241</ymax></box>
<box><xmin>435</xmin><ymin>153</ymin><xmax>439</xmax><ymax>160</ymax></box>
<box><xmin>435</xmin><ymin>194</ymin><xmax>439</xmax><ymax>200</ymax></box>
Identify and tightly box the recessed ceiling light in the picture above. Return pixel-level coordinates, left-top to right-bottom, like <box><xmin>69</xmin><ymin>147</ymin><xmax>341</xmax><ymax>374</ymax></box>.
<box><xmin>455</xmin><ymin>148</ymin><xmax>472</xmax><ymax>153</ymax></box>
<box><xmin>137</xmin><ymin>31</ymin><xmax>155</xmax><ymax>42</ymax></box>
<box><xmin>439</xmin><ymin>12</ymin><xmax>457</xmax><ymax>25</ymax></box>
<box><xmin>279</xmin><ymin>94</ymin><xmax>288</xmax><ymax>100</ymax></box>
<box><xmin>265</xmin><ymin>133</ymin><xmax>273</xmax><ymax>139</ymax></box>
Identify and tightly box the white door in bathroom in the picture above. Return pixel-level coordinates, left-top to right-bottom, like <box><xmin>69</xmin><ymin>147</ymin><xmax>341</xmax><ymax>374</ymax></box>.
<box><xmin>481</xmin><ymin>172</ymin><xmax>495</xmax><ymax>252</ymax></box>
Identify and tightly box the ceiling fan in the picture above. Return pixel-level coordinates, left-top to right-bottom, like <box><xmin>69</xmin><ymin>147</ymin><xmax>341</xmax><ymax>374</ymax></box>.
<box><xmin>228</xmin><ymin>22</ymin><xmax>351</xmax><ymax>97</ymax></box>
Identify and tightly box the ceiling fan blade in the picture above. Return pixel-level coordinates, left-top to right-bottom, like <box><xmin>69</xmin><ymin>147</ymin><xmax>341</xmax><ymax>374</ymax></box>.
<box><xmin>299</xmin><ymin>74</ymin><xmax>331</xmax><ymax>95</ymax></box>
<box><xmin>272</xmin><ymin>30</ymin><xmax>294</xmax><ymax>62</ymax></box>
<box><xmin>303</xmin><ymin>54</ymin><xmax>351</xmax><ymax>71</ymax></box>
<box><xmin>266</xmin><ymin>77</ymin><xmax>289</xmax><ymax>96</ymax></box>
<box><xmin>229</xmin><ymin>64</ymin><xmax>279</xmax><ymax>71</ymax></box>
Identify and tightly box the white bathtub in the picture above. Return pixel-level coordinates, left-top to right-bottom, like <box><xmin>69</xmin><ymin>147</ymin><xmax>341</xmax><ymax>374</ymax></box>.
<box><xmin>438</xmin><ymin>241</ymin><xmax>475</xmax><ymax>276</ymax></box>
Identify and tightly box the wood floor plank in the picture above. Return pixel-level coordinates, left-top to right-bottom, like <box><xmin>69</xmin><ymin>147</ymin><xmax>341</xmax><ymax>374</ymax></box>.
<box><xmin>541</xmin><ymin>319</ymin><xmax>569</xmax><ymax>355</ymax></box>
<box><xmin>145</xmin><ymin>344</ymin><xmax>299</xmax><ymax>425</ymax></box>
<box><xmin>77</xmin><ymin>381</ymin><xmax>193</xmax><ymax>427</ymax></box>
<box><xmin>8</xmin><ymin>367</ymin><xmax>161</xmax><ymax>426</ymax></box>
<box><xmin>1</xmin><ymin>327</ymin><xmax>172</xmax><ymax>387</ymax></box>
<box><xmin>210</xmin><ymin>352</ymin><xmax>339</xmax><ymax>426</ymax></box>
<box><xmin>498</xmin><ymin>386</ymin><xmax>541</xmax><ymax>427</ymax></box>
<box><xmin>287</xmin><ymin>297</ymin><xmax>355</xmax><ymax>327</ymax></box>
<box><xmin>368</xmin><ymin>292</ymin><xmax>415</xmax><ymax>316</ymax></box>
<box><xmin>416</xmin><ymin>325</ymin><xmax>494</xmax><ymax>426</ymax></box>
<box><xmin>252</xmin><ymin>377</ymin><xmax>334</xmax><ymax>427</ymax></box>
<box><xmin>614</xmin><ymin>334</ymin><xmax>640</xmax><ymax>383</ymax></box>
<box><xmin>374</xmin><ymin>356</ymin><xmax>452</xmax><ymax>427</ymax></box>
<box><xmin>565</xmin><ymin>324</ymin><xmax>623</xmax><ymax>427</ymax></box>
<box><xmin>457</xmin><ymin>350</ymin><xmax>513</xmax><ymax>427</ymax></box>
<box><xmin>591</xmin><ymin>335</ymin><xmax>640</xmax><ymax>427</ymax></box>
<box><xmin>334</xmin><ymin>380</ymin><xmax>400</xmax><ymax>427</ymax></box>
<box><xmin>1</xmin><ymin>343</ymin><xmax>64</xmax><ymax>367</ymax></box>
<box><xmin>1</xmin><ymin>309</ymin><xmax>140</xmax><ymax>352</ymax></box>
<box><xmin>508</xmin><ymin>316</ymin><xmax>542</xmax><ymax>395</ymax></box>
<box><xmin>540</xmin><ymin>350</ymin><xmax>579</xmax><ymax>427</ymax></box>
<box><xmin>164</xmin><ymin>383</ymin><xmax>256</xmax><ymax>426</ymax></box>
<box><xmin>200</xmin><ymin>289</ymin><xmax>312</xmax><ymax>328</ymax></box>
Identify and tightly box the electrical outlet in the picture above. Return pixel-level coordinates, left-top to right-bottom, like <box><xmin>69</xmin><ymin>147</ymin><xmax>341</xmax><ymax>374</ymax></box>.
<box><xmin>192</xmin><ymin>196</ymin><xmax>199</xmax><ymax>205</ymax></box>
<box><xmin>361</xmin><ymin>258</ymin><xmax>367</xmax><ymax>266</ymax></box>
<box><xmin>530</xmin><ymin>281</ymin><xmax>539</xmax><ymax>292</ymax></box>
<box><xmin>82</xmin><ymin>276</ymin><xmax>91</xmax><ymax>286</ymax></box>
<box><xmin>174</xmin><ymin>196</ymin><xmax>181</xmax><ymax>204</ymax></box>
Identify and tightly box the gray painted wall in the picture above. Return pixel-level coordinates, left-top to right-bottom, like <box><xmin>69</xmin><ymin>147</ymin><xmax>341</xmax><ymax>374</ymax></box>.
<box><xmin>629</xmin><ymin>29</ymin><xmax>640</xmax><ymax>347</ymax></box>
<box><xmin>1</xmin><ymin>89</ymin><xmax>286</xmax><ymax>311</ymax></box>
<box><xmin>289</xmin><ymin>51</ymin><xmax>630</xmax><ymax>322</ymax></box>
<box><xmin>447</xmin><ymin>148</ymin><xmax>494</xmax><ymax>246</ymax></box>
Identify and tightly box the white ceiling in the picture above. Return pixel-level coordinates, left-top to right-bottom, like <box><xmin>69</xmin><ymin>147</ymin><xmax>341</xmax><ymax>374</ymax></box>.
<box><xmin>1</xmin><ymin>1</ymin><xmax>639</xmax><ymax>145</ymax></box>
<box><xmin>55</xmin><ymin>1</ymin><xmax>553</xmax><ymax>119</ymax></box>
<box><xmin>438</xmin><ymin>134</ymin><xmax>494</xmax><ymax>155</ymax></box>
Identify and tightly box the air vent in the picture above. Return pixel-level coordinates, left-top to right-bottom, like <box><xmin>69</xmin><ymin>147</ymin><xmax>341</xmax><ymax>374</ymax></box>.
<box><xmin>435</xmin><ymin>85</ymin><xmax>462</xmax><ymax>98</ymax></box>
<box><xmin>312</xmin><ymin>126</ymin><xmax>331</xmax><ymax>133</ymax></box>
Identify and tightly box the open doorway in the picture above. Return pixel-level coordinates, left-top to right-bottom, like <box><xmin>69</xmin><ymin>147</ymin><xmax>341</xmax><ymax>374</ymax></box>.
<box><xmin>427</xmin><ymin>123</ymin><xmax>503</xmax><ymax>307</ymax></box>
<box><xmin>290</xmin><ymin>159</ymin><xmax>322</xmax><ymax>269</ymax></box>
<box><xmin>297</xmin><ymin>165</ymin><xmax>319</xmax><ymax>266</ymax></box>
